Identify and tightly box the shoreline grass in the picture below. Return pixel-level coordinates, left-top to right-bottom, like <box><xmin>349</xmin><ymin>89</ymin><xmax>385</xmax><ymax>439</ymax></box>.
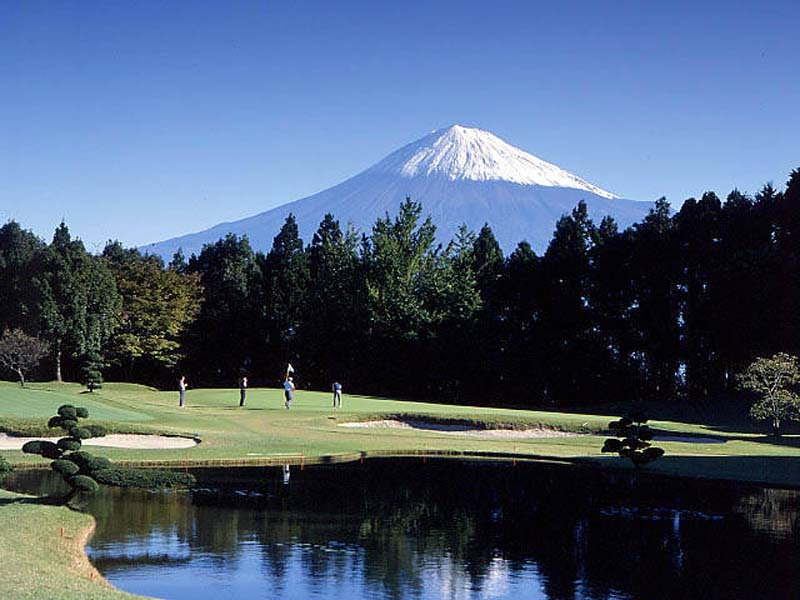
<box><xmin>0</xmin><ymin>488</ymin><xmax>145</xmax><ymax>599</ymax></box>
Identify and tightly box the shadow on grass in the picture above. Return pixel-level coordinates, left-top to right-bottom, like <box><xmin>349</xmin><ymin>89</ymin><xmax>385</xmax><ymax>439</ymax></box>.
<box><xmin>589</xmin><ymin>454</ymin><xmax>800</xmax><ymax>487</ymax></box>
<box><xmin>0</xmin><ymin>494</ymin><xmax>65</xmax><ymax>507</ymax></box>
<box><xmin>706</xmin><ymin>432</ymin><xmax>800</xmax><ymax>449</ymax></box>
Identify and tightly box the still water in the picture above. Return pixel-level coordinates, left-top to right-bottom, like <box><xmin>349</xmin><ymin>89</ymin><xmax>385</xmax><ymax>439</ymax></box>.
<box><xmin>5</xmin><ymin>459</ymin><xmax>800</xmax><ymax>600</ymax></box>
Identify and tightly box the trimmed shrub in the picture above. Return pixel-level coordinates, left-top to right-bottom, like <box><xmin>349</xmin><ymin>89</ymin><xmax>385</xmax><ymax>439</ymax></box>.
<box><xmin>22</xmin><ymin>440</ymin><xmax>61</xmax><ymax>459</ymax></box>
<box><xmin>75</xmin><ymin>407</ymin><xmax>89</xmax><ymax>419</ymax></box>
<box><xmin>57</xmin><ymin>405</ymin><xmax>77</xmax><ymax>420</ymax></box>
<box><xmin>47</xmin><ymin>416</ymin><xmax>64</xmax><ymax>429</ymax></box>
<box><xmin>93</xmin><ymin>468</ymin><xmax>196</xmax><ymax>489</ymax></box>
<box><xmin>21</xmin><ymin>440</ymin><xmax>44</xmax><ymax>455</ymax></box>
<box><xmin>59</xmin><ymin>419</ymin><xmax>78</xmax><ymax>432</ymax></box>
<box><xmin>57</xmin><ymin>437</ymin><xmax>82</xmax><ymax>452</ymax></box>
<box><xmin>86</xmin><ymin>424</ymin><xmax>107</xmax><ymax>438</ymax></box>
<box><xmin>42</xmin><ymin>443</ymin><xmax>62</xmax><ymax>459</ymax></box>
<box><xmin>69</xmin><ymin>427</ymin><xmax>93</xmax><ymax>440</ymax></box>
<box><xmin>69</xmin><ymin>475</ymin><xmax>99</xmax><ymax>494</ymax></box>
<box><xmin>51</xmin><ymin>459</ymin><xmax>80</xmax><ymax>477</ymax></box>
<box><xmin>0</xmin><ymin>455</ymin><xmax>12</xmax><ymax>474</ymax></box>
<box><xmin>602</xmin><ymin>413</ymin><xmax>664</xmax><ymax>467</ymax></box>
<box><xmin>86</xmin><ymin>456</ymin><xmax>112</xmax><ymax>472</ymax></box>
<box><xmin>65</xmin><ymin>451</ymin><xmax>95</xmax><ymax>472</ymax></box>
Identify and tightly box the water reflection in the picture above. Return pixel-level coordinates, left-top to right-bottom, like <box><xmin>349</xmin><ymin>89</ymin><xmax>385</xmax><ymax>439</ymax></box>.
<box><xmin>5</xmin><ymin>460</ymin><xmax>800</xmax><ymax>600</ymax></box>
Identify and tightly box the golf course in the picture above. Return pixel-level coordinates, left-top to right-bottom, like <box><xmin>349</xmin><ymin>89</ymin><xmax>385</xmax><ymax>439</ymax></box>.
<box><xmin>1</xmin><ymin>380</ymin><xmax>800</xmax><ymax>599</ymax></box>
<box><xmin>0</xmin><ymin>380</ymin><xmax>798</xmax><ymax>482</ymax></box>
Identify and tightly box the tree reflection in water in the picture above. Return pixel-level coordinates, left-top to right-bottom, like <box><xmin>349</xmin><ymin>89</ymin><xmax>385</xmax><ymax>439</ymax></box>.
<box><xmin>5</xmin><ymin>459</ymin><xmax>800</xmax><ymax>600</ymax></box>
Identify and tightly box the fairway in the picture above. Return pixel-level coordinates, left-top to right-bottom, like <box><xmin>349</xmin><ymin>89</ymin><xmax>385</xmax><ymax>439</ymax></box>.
<box><xmin>0</xmin><ymin>381</ymin><xmax>799</xmax><ymax>487</ymax></box>
<box><xmin>0</xmin><ymin>383</ymin><xmax>153</xmax><ymax>422</ymax></box>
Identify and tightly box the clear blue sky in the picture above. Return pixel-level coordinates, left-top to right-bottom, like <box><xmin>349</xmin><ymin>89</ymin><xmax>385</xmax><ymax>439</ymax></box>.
<box><xmin>1</xmin><ymin>0</ymin><xmax>798</xmax><ymax>250</ymax></box>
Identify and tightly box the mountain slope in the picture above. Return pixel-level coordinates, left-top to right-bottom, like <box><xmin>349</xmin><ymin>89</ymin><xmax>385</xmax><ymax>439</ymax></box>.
<box><xmin>143</xmin><ymin>125</ymin><xmax>652</xmax><ymax>258</ymax></box>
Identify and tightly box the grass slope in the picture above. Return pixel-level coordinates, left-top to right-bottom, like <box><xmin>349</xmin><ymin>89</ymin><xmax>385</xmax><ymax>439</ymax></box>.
<box><xmin>0</xmin><ymin>489</ymin><xmax>145</xmax><ymax>599</ymax></box>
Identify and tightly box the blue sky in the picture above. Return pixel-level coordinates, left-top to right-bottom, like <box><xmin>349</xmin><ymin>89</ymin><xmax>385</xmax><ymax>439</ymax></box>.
<box><xmin>1</xmin><ymin>0</ymin><xmax>798</xmax><ymax>250</ymax></box>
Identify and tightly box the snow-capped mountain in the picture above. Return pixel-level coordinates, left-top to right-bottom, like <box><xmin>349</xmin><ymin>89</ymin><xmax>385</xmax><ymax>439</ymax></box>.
<box><xmin>143</xmin><ymin>125</ymin><xmax>652</xmax><ymax>258</ymax></box>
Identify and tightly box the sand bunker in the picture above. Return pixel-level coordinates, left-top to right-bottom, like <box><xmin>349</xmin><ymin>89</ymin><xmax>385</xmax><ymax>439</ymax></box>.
<box><xmin>339</xmin><ymin>419</ymin><xmax>581</xmax><ymax>439</ymax></box>
<box><xmin>0</xmin><ymin>432</ymin><xmax>198</xmax><ymax>450</ymax></box>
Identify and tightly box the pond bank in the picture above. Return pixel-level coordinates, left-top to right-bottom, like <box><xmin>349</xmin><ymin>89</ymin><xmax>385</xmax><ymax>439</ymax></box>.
<box><xmin>0</xmin><ymin>488</ymin><xmax>141</xmax><ymax>599</ymax></box>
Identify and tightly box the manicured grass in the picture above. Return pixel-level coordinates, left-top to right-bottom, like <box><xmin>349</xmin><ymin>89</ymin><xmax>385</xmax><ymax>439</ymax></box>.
<box><xmin>0</xmin><ymin>380</ymin><xmax>798</xmax><ymax>486</ymax></box>
<box><xmin>0</xmin><ymin>382</ymin><xmax>153</xmax><ymax>422</ymax></box>
<box><xmin>0</xmin><ymin>489</ymin><xmax>143</xmax><ymax>599</ymax></box>
<box><xmin>1</xmin><ymin>379</ymin><xmax>800</xmax><ymax>599</ymax></box>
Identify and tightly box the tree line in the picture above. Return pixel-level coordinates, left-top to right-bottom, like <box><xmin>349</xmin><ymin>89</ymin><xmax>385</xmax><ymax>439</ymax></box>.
<box><xmin>1</xmin><ymin>167</ymin><xmax>799</xmax><ymax>408</ymax></box>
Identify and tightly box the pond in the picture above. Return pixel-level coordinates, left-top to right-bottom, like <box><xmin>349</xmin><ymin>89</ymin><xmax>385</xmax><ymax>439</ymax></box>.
<box><xmin>5</xmin><ymin>459</ymin><xmax>800</xmax><ymax>600</ymax></box>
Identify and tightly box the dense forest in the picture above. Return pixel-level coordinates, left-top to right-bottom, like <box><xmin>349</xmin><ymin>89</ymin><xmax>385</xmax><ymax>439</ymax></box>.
<box><xmin>1</xmin><ymin>168</ymin><xmax>799</xmax><ymax>408</ymax></box>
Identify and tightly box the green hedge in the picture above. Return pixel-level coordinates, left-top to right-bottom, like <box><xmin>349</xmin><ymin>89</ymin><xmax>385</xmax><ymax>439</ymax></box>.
<box><xmin>93</xmin><ymin>468</ymin><xmax>196</xmax><ymax>489</ymax></box>
<box><xmin>69</xmin><ymin>474</ymin><xmax>99</xmax><ymax>494</ymax></box>
<box><xmin>57</xmin><ymin>405</ymin><xmax>77</xmax><ymax>420</ymax></box>
<box><xmin>57</xmin><ymin>437</ymin><xmax>82</xmax><ymax>452</ymax></box>
<box><xmin>51</xmin><ymin>459</ymin><xmax>80</xmax><ymax>477</ymax></box>
<box><xmin>0</xmin><ymin>455</ymin><xmax>12</xmax><ymax>474</ymax></box>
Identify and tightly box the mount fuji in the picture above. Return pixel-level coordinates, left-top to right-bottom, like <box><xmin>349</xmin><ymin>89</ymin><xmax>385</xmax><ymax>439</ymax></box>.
<box><xmin>143</xmin><ymin>125</ymin><xmax>653</xmax><ymax>258</ymax></box>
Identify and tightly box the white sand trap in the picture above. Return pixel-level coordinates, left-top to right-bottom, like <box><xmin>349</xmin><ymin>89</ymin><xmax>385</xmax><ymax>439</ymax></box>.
<box><xmin>0</xmin><ymin>432</ymin><xmax>198</xmax><ymax>450</ymax></box>
<box><xmin>339</xmin><ymin>419</ymin><xmax>581</xmax><ymax>439</ymax></box>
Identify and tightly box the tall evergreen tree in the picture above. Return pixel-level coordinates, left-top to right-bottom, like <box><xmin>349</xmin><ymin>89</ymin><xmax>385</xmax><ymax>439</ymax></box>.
<box><xmin>187</xmin><ymin>234</ymin><xmax>261</xmax><ymax>385</ymax></box>
<box><xmin>299</xmin><ymin>214</ymin><xmax>364</xmax><ymax>387</ymax></box>
<box><xmin>0</xmin><ymin>222</ymin><xmax>45</xmax><ymax>335</ymax></box>
<box><xmin>629</xmin><ymin>198</ymin><xmax>682</xmax><ymax>402</ymax></box>
<box><xmin>260</xmin><ymin>214</ymin><xmax>310</xmax><ymax>379</ymax></box>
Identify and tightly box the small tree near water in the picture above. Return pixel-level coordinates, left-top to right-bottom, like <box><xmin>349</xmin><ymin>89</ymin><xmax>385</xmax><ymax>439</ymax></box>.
<box><xmin>601</xmin><ymin>412</ymin><xmax>664</xmax><ymax>467</ymax></box>
<box><xmin>0</xmin><ymin>329</ymin><xmax>48</xmax><ymax>387</ymax></box>
<box><xmin>22</xmin><ymin>405</ymin><xmax>108</xmax><ymax>504</ymax></box>
<box><xmin>738</xmin><ymin>353</ymin><xmax>800</xmax><ymax>435</ymax></box>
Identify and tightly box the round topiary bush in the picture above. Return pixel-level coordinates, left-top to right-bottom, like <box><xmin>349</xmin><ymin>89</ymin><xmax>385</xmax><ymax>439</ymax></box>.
<box><xmin>57</xmin><ymin>405</ymin><xmax>78</xmax><ymax>420</ymax></box>
<box><xmin>51</xmin><ymin>459</ymin><xmax>80</xmax><ymax>477</ymax></box>
<box><xmin>75</xmin><ymin>407</ymin><xmax>89</xmax><ymax>419</ymax></box>
<box><xmin>40</xmin><ymin>442</ymin><xmax>63</xmax><ymax>459</ymax></box>
<box><xmin>57</xmin><ymin>437</ymin><xmax>82</xmax><ymax>452</ymax></box>
<box><xmin>48</xmin><ymin>416</ymin><xmax>64</xmax><ymax>429</ymax></box>
<box><xmin>69</xmin><ymin>427</ymin><xmax>93</xmax><ymax>440</ymax></box>
<box><xmin>86</xmin><ymin>424</ymin><xmax>107</xmax><ymax>438</ymax></box>
<box><xmin>22</xmin><ymin>440</ymin><xmax>61</xmax><ymax>459</ymax></box>
<box><xmin>21</xmin><ymin>440</ymin><xmax>44</xmax><ymax>455</ymax></box>
<box><xmin>69</xmin><ymin>474</ymin><xmax>99</xmax><ymax>494</ymax></box>
<box><xmin>86</xmin><ymin>456</ymin><xmax>112</xmax><ymax>473</ymax></box>
<box><xmin>59</xmin><ymin>419</ymin><xmax>78</xmax><ymax>432</ymax></box>
<box><xmin>65</xmin><ymin>450</ymin><xmax>95</xmax><ymax>472</ymax></box>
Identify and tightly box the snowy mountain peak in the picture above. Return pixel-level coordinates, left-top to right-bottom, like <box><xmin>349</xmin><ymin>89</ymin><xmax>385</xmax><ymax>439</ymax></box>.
<box><xmin>372</xmin><ymin>124</ymin><xmax>618</xmax><ymax>199</ymax></box>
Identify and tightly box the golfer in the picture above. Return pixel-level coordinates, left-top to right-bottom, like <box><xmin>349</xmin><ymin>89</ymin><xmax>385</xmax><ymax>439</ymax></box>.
<box><xmin>332</xmin><ymin>381</ymin><xmax>342</xmax><ymax>408</ymax></box>
<box><xmin>283</xmin><ymin>377</ymin><xmax>295</xmax><ymax>409</ymax></box>
<box><xmin>239</xmin><ymin>376</ymin><xmax>248</xmax><ymax>407</ymax></box>
<box><xmin>178</xmin><ymin>376</ymin><xmax>187</xmax><ymax>407</ymax></box>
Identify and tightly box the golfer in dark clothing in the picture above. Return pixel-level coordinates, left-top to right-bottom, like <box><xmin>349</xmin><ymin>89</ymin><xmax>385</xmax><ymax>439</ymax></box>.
<box><xmin>239</xmin><ymin>376</ymin><xmax>248</xmax><ymax>407</ymax></box>
<box><xmin>332</xmin><ymin>381</ymin><xmax>342</xmax><ymax>408</ymax></box>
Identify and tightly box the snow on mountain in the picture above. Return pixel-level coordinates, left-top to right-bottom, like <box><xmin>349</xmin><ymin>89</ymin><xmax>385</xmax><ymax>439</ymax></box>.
<box><xmin>376</xmin><ymin>125</ymin><xmax>618</xmax><ymax>198</ymax></box>
<box><xmin>142</xmin><ymin>125</ymin><xmax>652</xmax><ymax>259</ymax></box>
